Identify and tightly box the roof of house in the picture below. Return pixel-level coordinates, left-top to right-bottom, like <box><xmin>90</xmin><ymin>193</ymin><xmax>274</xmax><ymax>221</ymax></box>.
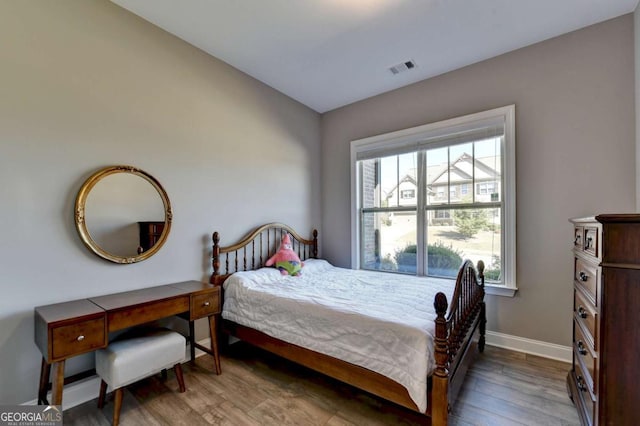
<box><xmin>383</xmin><ymin>153</ymin><xmax>500</xmax><ymax>199</ymax></box>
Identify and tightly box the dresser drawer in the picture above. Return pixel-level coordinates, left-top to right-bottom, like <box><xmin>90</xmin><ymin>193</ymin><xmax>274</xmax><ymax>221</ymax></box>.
<box><xmin>574</xmin><ymin>289</ymin><xmax>597</xmax><ymax>348</ymax></box>
<box><xmin>574</xmin><ymin>226</ymin><xmax>584</xmax><ymax>251</ymax></box>
<box><xmin>572</xmin><ymin>368</ymin><xmax>596</xmax><ymax>426</ymax></box>
<box><xmin>51</xmin><ymin>318</ymin><xmax>106</xmax><ymax>360</ymax></box>
<box><xmin>574</xmin><ymin>322</ymin><xmax>597</xmax><ymax>395</ymax></box>
<box><xmin>190</xmin><ymin>287</ymin><xmax>221</xmax><ymax>320</ymax></box>
<box><xmin>583</xmin><ymin>226</ymin><xmax>599</xmax><ymax>258</ymax></box>
<box><xmin>574</xmin><ymin>257</ymin><xmax>598</xmax><ymax>304</ymax></box>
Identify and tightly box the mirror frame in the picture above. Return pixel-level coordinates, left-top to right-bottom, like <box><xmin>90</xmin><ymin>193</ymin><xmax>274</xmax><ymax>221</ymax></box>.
<box><xmin>74</xmin><ymin>165</ymin><xmax>173</xmax><ymax>264</ymax></box>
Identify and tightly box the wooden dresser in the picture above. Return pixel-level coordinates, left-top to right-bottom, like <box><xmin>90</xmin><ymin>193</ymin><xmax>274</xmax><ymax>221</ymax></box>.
<box><xmin>568</xmin><ymin>215</ymin><xmax>640</xmax><ymax>425</ymax></box>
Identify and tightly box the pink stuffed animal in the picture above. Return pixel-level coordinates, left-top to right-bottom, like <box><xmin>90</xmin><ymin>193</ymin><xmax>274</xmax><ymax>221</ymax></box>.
<box><xmin>265</xmin><ymin>233</ymin><xmax>304</xmax><ymax>276</ymax></box>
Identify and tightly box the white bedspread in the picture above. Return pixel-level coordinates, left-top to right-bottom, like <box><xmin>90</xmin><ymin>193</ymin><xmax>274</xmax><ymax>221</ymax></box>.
<box><xmin>222</xmin><ymin>259</ymin><xmax>456</xmax><ymax>412</ymax></box>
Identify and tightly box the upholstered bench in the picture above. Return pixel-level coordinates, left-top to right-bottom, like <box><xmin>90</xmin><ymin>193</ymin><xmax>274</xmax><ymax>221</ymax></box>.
<box><xmin>95</xmin><ymin>328</ymin><xmax>186</xmax><ymax>425</ymax></box>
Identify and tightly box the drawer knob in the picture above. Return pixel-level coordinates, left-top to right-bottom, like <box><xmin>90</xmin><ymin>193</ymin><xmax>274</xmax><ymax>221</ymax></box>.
<box><xmin>77</xmin><ymin>335</ymin><xmax>85</xmax><ymax>342</ymax></box>
<box><xmin>577</xmin><ymin>340</ymin><xmax>588</xmax><ymax>356</ymax></box>
<box><xmin>577</xmin><ymin>375</ymin><xmax>588</xmax><ymax>392</ymax></box>
<box><xmin>203</xmin><ymin>301</ymin><xmax>210</xmax><ymax>307</ymax></box>
<box><xmin>574</xmin><ymin>235</ymin><xmax>581</xmax><ymax>245</ymax></box>
<box><xmin>577</xmin><ymin>306</ymin><xmax>588</xmax><ymax>319</ymax></box>
<box><xmin>579</xmin><ymin>272</ymin><xmax>588</xmax><ymax>282</ymax></box>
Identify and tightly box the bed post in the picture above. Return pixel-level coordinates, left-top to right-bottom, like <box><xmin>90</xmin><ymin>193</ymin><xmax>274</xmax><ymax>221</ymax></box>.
<box><xmin>312</xmin><ymin>229</ymin><xmax>318</xmax><ymax>258</ymax></box>
<box><xmin>432</xmin><ymin>292</ymin><xmax>449</xmax><ymax>426</ymax></box>
<box><xmin>210</xmin><ymin>232</ymin><xmax>220</xmax><ymax>285</ymax></box>
<box><xmin>477</xmin><ymin>260</ymin><xmax>486</xmax><ymax>352</ymax></box>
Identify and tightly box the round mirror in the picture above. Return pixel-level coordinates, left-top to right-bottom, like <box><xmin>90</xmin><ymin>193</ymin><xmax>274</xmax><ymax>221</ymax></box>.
<box><xmin>74</xmin><ymin>165</ymin><xmax>172</xmax><ymax>263</ymax></box>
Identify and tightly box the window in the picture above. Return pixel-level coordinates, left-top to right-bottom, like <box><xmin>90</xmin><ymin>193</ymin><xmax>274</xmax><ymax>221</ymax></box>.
<box><xmin>400</xmin><ymin>189</ymin><xmax>415</xmax><ymax>199</ymax></box>
<box><xmin>477</xmin><ymin>181</ymin><xmax>497</xmax><ymax>195</ymax></box>
<box><xmin>350</xmin><ymin>105</ymin><xmax>516</xmax><ymax>296</ymax></box>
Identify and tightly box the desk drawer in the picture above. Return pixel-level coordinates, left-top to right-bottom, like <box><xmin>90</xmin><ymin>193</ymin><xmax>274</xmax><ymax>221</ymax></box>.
<box><xmin>51</xmin><ymin>318</ymin><xmax>106</xmax><ymax>360</ymax></box>
<box><xmin>191</xmin><ymin>288</ymin><xmax>221</xmax><ymax>319</ymax></box>
<box><xmin>107</xmin><ymin>297</ymin><xmax>189</xmax><ymax>331</ymax></box>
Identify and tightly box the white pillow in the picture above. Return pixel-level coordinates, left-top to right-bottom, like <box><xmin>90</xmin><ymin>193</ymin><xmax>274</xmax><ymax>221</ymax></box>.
<box><xmin>224</xmin><ymin>266</ymin><xmax>284</xmax><ymax>289</ymax></box>
<box><xmin>301</xmin><ymin>258</ymin><xmax>333</xmax><ymax>274</ymax></box>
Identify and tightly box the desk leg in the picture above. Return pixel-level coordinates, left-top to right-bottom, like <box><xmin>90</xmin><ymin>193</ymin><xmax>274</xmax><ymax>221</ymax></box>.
<box><xmin>38</xmin><ymin>357</ymin><xmax>51</xmax><ymax>405</ymax></box>
<box><xmin>208</xmin><ymin>315</ymin><xmax>221</xmax><ymax>375</ymax></box>
<box><xmin>188</xmin><ymin>320</ymin><xmax>196</xmax><ymax>362</ymax></box>
<box><xmin>51</xmin><ymin>361</ymin><xmax>65</xmax><ymax>406</ymax></box>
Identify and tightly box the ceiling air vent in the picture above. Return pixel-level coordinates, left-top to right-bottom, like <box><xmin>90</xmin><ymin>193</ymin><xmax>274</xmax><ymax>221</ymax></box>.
<box><xmin>389</xmin><ymin>59</ymin><xmax>417</xmax><ymax>75</ymax></box>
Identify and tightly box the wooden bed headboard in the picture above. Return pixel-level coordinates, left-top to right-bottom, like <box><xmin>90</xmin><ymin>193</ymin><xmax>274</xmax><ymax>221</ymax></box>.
<box><xmin>210</xmin><ymin>222</ymin><xmax>318</xmax><ymax>285</ymax></box>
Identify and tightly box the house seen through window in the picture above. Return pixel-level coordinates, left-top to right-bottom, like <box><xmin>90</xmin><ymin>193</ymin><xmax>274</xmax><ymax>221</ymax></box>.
<box><xmin>351</xmin><ymin>105</ymin><xmax>516</xmax><ymax>291</ymax></box>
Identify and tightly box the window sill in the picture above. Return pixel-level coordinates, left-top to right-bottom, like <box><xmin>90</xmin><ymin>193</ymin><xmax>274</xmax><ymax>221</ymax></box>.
<box><xmin>485</xmin><ymin>284</ymin><xmax>518</xmax><ymax>297</ymax></box>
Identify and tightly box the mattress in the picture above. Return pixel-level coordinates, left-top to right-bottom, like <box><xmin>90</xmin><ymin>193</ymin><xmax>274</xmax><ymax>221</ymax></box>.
<box><xmin>222</xmin><ymin>259</ymin><xmax>456</xmax><ymax>412</ymax></box>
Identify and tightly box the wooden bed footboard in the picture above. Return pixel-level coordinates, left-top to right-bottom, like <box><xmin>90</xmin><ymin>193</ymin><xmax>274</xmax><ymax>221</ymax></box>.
<box><xmin>210</xmin><ymin>223</ymin><xmax>486</xmax><ymax>426</ymax></box>
<box><xmin>432</xmin><ymin>259</ymin><xmax>486</xmax><ymax>424</ymax></box>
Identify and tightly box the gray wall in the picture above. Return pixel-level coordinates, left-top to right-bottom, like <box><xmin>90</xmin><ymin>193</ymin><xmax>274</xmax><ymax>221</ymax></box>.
<box><xmin>0</xmin><ymin>1</ymin><xmax>320</xmax><ymax>404</ymax></box>
<box><xmin>321</xmin><ymin>15</ymin><xmax>635</xmax><ymax>346</ymax></box>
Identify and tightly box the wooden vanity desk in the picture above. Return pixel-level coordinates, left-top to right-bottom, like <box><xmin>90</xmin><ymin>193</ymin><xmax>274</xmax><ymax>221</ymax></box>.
<box><xmin>34</xmin><ymin>281</ymin><xmax>221</xmax><ymax>406</ymax></box>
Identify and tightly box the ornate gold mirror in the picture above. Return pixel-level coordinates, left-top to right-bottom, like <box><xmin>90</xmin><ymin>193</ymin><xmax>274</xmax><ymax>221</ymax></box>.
<box><xmin>74</xmin><ymin>165</ymin><xmax>172</xmax><ymax>264</ymax></box>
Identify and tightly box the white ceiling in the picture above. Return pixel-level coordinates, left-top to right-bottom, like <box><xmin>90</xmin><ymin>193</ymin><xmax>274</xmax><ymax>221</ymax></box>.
<box><xmin>112</xmin><ymin>0</ymin><xmax>638</xmax><ymax>113</ymax></box>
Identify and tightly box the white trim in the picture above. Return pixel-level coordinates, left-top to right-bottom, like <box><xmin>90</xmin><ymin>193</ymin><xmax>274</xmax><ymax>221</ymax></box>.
<box><xmin>485</xmin><ymin>331</ymin><xmax>572</xmax><ymax>363</ymax></box>
<box><xmin>22</xmin><ymin>338</ymin><xmax>213</xmax><ymax>410</ymax></box>
<box><xmin>350</xmin><ymin>145</ymin><xmax>360</xmax><ymax>268</ymax></box>
<box><xmin>502</xmin><ymin>105</ymin><xmax>517</xmax><ymax>289</ymax></box>
<box><xmin>485</xmin><ymin>284</ymin><xmax>518</xmax><ymax>297</ymax></box>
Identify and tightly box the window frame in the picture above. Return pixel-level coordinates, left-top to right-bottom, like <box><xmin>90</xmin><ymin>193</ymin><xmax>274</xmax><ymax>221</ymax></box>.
<box><xmin>350</xmin><ymin>105</ymin><xmax>517</xmax><ymax>297</ymax></box>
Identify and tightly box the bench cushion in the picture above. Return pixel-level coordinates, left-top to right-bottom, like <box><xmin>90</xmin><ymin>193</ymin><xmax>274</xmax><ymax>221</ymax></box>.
<box><xmin>96</xmin><ymin>328</ymin><xmax>185</xmax><ymax>389</ymax></box>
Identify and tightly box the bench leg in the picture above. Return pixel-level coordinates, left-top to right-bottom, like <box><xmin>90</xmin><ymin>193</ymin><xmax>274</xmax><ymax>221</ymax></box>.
<box><xmin>174</xmin><ymin>363</ymin><xmax>186</xmax><ymax>393</ymax></box>
<box><xmin>97</xmin><ymin>380</ymin><xmax>108</xmax><ymax>409</ymax></box>
<box><xmin>113</xmin><ymin>388</ymin><xmax>123</xmax><ymax>426</ymax></box>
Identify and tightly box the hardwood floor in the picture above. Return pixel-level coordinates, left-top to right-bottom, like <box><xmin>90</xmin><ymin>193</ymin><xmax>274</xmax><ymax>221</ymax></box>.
<box><xmin>63</xmin><ymin>343</ymin><xmax>580</xmax><ymax>425</ymax></box>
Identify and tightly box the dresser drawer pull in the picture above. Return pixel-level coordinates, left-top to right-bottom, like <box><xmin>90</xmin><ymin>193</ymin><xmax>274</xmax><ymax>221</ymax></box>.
<box><xmin>574</xmin><ymin>235</ymin><xmax>581</xmax><ymax>245</ymax></box>
<box><xmin>77</xmin><ymin>335</ymin><xmax>85</xmax><ymax>342</ymax></box>
<box><xmin>203</xmin><ymin>301</ymin><xmax>210</xmax><ymax>307</ymax></box>
<box><xmin>577</xmin><ymin>375</ymin><xmax>588</xmax><ymax>392</ymax></box>
<box><xmin>579</xmin><ymin>272</ymin><xmax>588</xmax><ymax>282</ymax></box>
<box><xmin>577</xmin><ymin>340</ymin><xmax>588</xmax><ymax>356</ymax></box>
<box><xmin>577</xmin><ymin>306</ymin><xmax>588</xmax><ymax>319</ymax></box>
<box><xmin>585</xmin><ymin>237</ymin><xmax>593</xmax><ymax>250</ymax></box>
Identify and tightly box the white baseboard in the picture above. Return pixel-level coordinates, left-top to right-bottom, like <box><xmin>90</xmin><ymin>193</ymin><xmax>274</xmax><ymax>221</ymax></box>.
<box><xmin>23</xmin><ymin>339</ymin><xmax>213</xmax><ymax>410</ymax></box>
<box><xmin>485</xmin><ymin>331</ymin><xmax>572</xmax><ymax>363</ymax></box>
<box><xmin>21</xmin><ymin>375</ymin><xmax>103</xmax><ymax>411</ymax></box>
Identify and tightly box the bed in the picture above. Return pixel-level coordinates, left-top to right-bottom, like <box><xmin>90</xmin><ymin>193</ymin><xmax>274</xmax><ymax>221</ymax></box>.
<box><xmin>210</xmin><ymin>223</ymin><xmax>486</xmax><ymax>426</ymax></box>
